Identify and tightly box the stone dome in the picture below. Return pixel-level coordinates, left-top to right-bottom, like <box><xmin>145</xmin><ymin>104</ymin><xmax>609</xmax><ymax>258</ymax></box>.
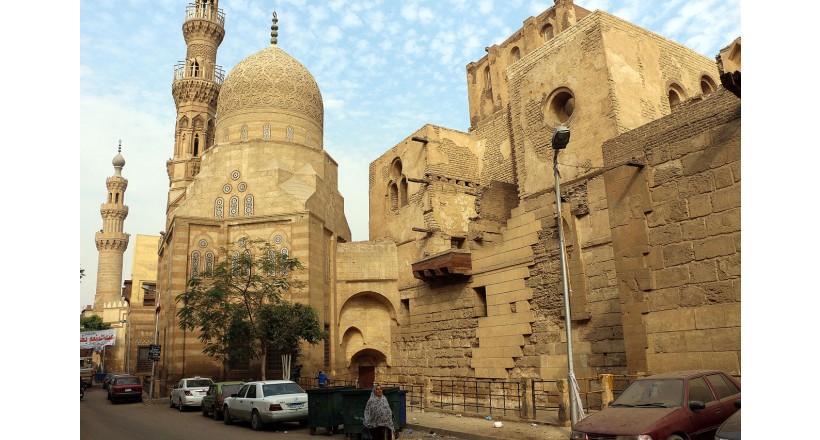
<box><xmin>216</xmin><ymin>45</ymin><xmax>323</xmax><ymax>135</ymax></box>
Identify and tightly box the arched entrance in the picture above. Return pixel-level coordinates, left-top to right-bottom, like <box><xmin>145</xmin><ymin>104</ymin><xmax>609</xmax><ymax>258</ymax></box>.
<box><xmin>350</xmin><ymin>348</ymin><xmax>387</xmax><ymax>389</ymax></box>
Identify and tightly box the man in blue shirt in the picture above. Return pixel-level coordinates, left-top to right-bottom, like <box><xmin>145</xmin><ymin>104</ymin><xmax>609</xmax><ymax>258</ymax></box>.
<box><xmin>317</xmin><ymin>370</ymin><xmax>329</xmax><ymax>387</ymax></box>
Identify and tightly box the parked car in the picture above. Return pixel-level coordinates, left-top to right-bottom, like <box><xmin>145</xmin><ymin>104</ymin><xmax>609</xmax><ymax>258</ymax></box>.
<box><xmin>202</xmin><ymin>381</ymin><xmax>245</xmax><ymax>420</ymax></box>
<box><xmin>222</xmin><ymin>380</ymin><xmax>308</xmax><ymax>430</ymax></box>
<box><xmin>570</xmin><ymin>370</ymin><xmax>740</xmax><ymax>440</ymax></box>
<box><xmin>102</xmin><ymin>372</ymin><xmax>126</xmax><ymax>390</ymax></box>
<box><xmin>170</xmin><ymin>376</ymin><xmax>214</xmax><ymax>411</ymax></box>
<box><xmin>714</xmin><ymin>399</ymin><xmax>741</xmax><ymax>440</ymax></box>
<box><xmin>108</xmin><ymin>375</ymin><xmax>143</xmax><ymax>404</ymax></box>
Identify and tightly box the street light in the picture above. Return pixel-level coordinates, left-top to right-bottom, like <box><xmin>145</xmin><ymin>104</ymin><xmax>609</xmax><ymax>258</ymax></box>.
<box><xmin>143</xmin><ymin>285</ymin><xmax>161</xmax><ymax>399</ymax></box>
<box><xmin>551</xmin><ymin>124</ymin><xmax>580</xmax><ymax>425</ymax></box>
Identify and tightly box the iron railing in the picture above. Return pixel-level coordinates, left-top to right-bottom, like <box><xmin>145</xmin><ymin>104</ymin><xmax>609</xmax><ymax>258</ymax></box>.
<box><xmin>184</xmin><ymin>3</ymin><xmax>225</xmax><ymax>26</ymax></box>
<box><xmin>430</xmin><ymin>379</ymin><xmax>523</xmax><ymax>418</ymax></box>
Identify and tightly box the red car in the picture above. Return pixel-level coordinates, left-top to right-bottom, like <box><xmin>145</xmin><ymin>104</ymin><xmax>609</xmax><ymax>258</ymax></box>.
<box><xmin>108</xmin><ymin>375</ymin><xmax>144</xmax><ymax>404</ymax></box>
<box><xmin>570</xmin><ymin>370</ymin><xmax>740</xmax><ymax>440</ymax></box>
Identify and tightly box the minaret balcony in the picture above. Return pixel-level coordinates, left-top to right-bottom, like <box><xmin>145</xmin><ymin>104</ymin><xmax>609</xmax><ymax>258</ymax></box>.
<box><xmin>411</xmin><ymin>249</ymin><xmax>472</xmax><ymax>282</ymax></box>
<box><xmin>174</xmin><ymin>63</ymin><xmax>225</xmax><ymax>85</ymax></box>
<box><xmin>184</xmin><ymin>4</ymin><xmax>225</xmax><ymax>27</ymax></box>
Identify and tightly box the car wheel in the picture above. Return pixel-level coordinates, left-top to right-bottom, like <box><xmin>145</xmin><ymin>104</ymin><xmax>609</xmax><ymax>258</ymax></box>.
<box><xmin>170</xmin><ymin>397</ymin><xmax>175</xmax><ymax>408</ymax></box>
<box><xmin>251</xmin><ymin>410</ymin><xmax>264</xmax><ymax>431</ymax></box>
<box><xmin>213</xmin><ymin>407</ymin><xmax>221</xmax><ymax>421</ymax></box>
<box><xmin>202</xmin><ymin>405</ymin><xmax>209</xmax><ymax>417</ymax></box>
<box><xmin>223</xmin><ymin>407</ymin><xmax>233</xmax><ymax>425</ymax></box>
<box><xmin>178</xmin><ymin>398</ymin><xmax>185</xmax><ymax>412</ymax></box>
<box><xmin>137</xmin><ymin>396</ymin><xmax>143</xmax><ymax>403</ymax></box>
<box><xmin>666</xmin><ymin>436</ymin><xmax>686</xmax><ymax>440</ymax></box>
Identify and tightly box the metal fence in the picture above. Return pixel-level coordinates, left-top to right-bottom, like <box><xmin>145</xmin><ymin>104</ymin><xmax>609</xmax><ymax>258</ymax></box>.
<box><xmin>429</xmin><ymin>379</ymin><xmax>523</xmax><ymax>418</ymax></box>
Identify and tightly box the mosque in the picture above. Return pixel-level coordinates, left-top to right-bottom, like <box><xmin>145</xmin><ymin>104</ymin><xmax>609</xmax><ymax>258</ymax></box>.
<box><xmin>88</xmin><ymin>0</ymin><xmax>741</xmax><ymax>410</ymax></box>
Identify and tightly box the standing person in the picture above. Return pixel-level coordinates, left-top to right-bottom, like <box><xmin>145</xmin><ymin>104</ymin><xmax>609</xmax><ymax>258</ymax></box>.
<box><xmin>364</xmin><ymin>384</ymin><xmax>394</xmax><ymax>440</ymax></box>
<box><xmin>292</xmin><ymin>364</ymin><xmax>302</xmax><ymax>384</ymax></box>
<box><xmin>317</xmin><ymin>370</ymin><xmax>329</xmax><ymax>387</ymax></box>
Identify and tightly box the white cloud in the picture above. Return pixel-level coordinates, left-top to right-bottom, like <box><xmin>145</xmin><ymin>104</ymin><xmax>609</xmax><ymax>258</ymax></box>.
<box><xmin>342</xmin><ymin>10</ymin><xmax>363</xmax><ymax>28</ymax></box>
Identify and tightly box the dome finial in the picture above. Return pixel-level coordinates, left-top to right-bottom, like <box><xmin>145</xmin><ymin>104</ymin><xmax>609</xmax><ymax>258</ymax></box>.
<box><xmin>112</xmin><ymin>140</ymin><xmax>126</xmax><ymax>176</ymax></box>
<box><xmin>271</xmin><ymin>11</ymin><xmax>279</xmax><ymax>45</ymax></box>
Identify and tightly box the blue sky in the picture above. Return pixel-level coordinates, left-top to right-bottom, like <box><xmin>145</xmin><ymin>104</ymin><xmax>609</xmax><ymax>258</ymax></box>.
<box><xmin>78</xmin><ymin>0</ymin><xmax>740</xmax><ymax>311</ymax></box>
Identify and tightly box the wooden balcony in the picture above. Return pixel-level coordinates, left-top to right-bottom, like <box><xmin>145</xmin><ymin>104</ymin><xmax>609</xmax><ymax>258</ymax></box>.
<box><xmin>411</xmin><ymin>249</ymin><xmax>472</xmax><ymax>282</ymax></box>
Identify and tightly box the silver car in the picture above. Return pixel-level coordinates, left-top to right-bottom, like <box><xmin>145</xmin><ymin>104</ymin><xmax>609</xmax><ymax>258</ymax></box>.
<box><xmin>170</xmin><ymin>376</ymin><xmax>214</xmax><ymax>411</ymax></box>
<box><xmin>222</xmin><ymin>380</ymin><xmax>308</xmax><ymax>430</ymax></box>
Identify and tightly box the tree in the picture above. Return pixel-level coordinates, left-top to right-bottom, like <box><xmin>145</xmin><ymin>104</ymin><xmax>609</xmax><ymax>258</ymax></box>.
<box><xmin>81</xmin><ymin>315</ymin><xmax>111</xmax><ymax>331</ymax></box>
<box><xmin>176</xmin><ymin>238</ymin><xmax>303</xmax><ymax>379</ymax></box>
<box><xmin>258</xmin><ymin>301</ymin><xmax>326</xmax><ymax>379</ymax></box>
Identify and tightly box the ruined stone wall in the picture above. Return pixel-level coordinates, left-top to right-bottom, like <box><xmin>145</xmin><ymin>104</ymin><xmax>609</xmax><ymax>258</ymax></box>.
<box><xmin>602</xmin><ymin>89</ymin><xmax>741</xmax><ymax>375</ymax></box>
<box><xmin>468</xmin><ymin>110</ymin><xmax>516</xmax><ymax>187</ymax></box>
<box><xmin>388</xmin><ymin>283</ymin><xmax>480</xmax><ymax>385</ymax></box>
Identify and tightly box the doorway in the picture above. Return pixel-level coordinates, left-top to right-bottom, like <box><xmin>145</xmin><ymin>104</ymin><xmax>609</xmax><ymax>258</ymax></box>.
<box><xmin>358</xmin><ymin>366</ymin><xmax>375</xmax><ymax>389</ymax></box>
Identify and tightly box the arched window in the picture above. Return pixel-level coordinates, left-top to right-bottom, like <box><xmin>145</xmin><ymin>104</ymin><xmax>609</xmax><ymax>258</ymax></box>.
<box><xmin>189</xmin><ymin>60</ymin><xmax>200</xmax><ymax>77</ymax></box>
<box><xmin>484</xmin><ymin>66</ymin><xmax>492</xmax><ymax>91</ymax></box>
<box><xmin>215</xmin><ymin>197</ymin><xmax>224</xmax><ymax>218</ymax></box>
<box><xmin>541</xmin><ymin>24</ymin><xmax>554</xmax><ymax>41</ymax></box>
<box><xmin>281</xmin><ymin>248</ymin><xmax>289</xmax><ymax>276</ymax></box>
<box><xmin>223</xmin><ymin>129</ymin><xmax>229</xmax><ymax>143</ymax></box>
<box><xmin>511</xmin><ymin>46</ymin><xmax>521</xmax><ymax>62</ymax></box>
<box><xmin>229</xmin><ymin>196</ymin><xmax>239</xmax><ymax>217</ymax></box>
<box><xmin>701</xmin><ymin>75</ymin><xmax>717</xmax><ymax>95</ymax></box>
<box><xmin>243</xmin><ymin>249</ymin><xmax>252</xmax><ymax>276</ymax></box>
<box><xmin>263</xmin><ymin>124</ymin><xmax>271</xmax><ymax>140</ymax></box>
<box><xmin>668</xmin><ymin>83</ymin><xmax>686</xmax><ymax>112</ymax></box>
<box><xmin>205</xmin><ymin>252</ymin><xmax>214</xmax><ymax>274</ymax></box>
<box><xmin>287</xmin><ymin>125</ymin><xmax>294</xmax><ymax>141</ymax></box>
<box><xmin>191</xmin><ymin>251</ymin><xmax>200</xmax><ymax>277</ymax></box>
<box><xmin>240</xmin><ymin>125</ymin><xmax>248</xmax><ymax>141</ymax></box>
<box><xmin>193</xmin><ymin>134</ymin><xmax>200</xmax><ymax>156</ymax></box>
<box><xmin>268</xmin><ymin>248</ymin><xmax>277</xmax><ymax>276</ymax></box>
<box><xmin>389</xmin><ymin>182</ymin><xmax>399</xmax><ymax>211</ymax></box>
<box><xmin>400</xmin><ymin>178</ymin><xmax>409</xmax><ymax>207</ymax></box>
<box><xmin>244</xmin><ymin>195</ymin><xmax>254</xmax><ymax>215</ymax></box>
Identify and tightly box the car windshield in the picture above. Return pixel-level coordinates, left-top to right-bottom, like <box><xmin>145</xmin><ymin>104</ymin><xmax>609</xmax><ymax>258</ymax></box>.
<box><xmin>262</xmin><ymin>383</ymin><xmax>304</xmax><ymax>397</ymax></box>
<box><xmin>187</xmin><ymin>379</ymin><xmax>213</xmax><ymax>388</ymax></box>
<box><xmin>116</xmin><ymin>377</ymin><xmax>140</xmax><ymax>385</ymax></box>
<box><xmin>611</xmin><ymin>379</ymin><xmax>683</xmax><ymax>407</ymax></box>
<box><xmin>222</xmin><ymin>384</ymin><xmax>242</xmax><ymax>396</ymax></box>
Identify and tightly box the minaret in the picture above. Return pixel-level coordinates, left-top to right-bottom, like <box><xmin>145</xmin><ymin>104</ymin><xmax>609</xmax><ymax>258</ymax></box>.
<box><xmin>167</xmin><ymin>0</ymin><xmax>225</xmax><ymax>221</ymax></box>
<box><xmin>93</xmin><ymin>142</ymin><xmax>130</xmax><ymax>312</ymax></box>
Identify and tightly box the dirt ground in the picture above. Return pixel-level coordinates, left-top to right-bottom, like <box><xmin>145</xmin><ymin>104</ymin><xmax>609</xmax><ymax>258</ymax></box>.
<box><xmin>399</xmin><ymin>410</ymin><xmax>571</xmax><ymax>440</ymax></box>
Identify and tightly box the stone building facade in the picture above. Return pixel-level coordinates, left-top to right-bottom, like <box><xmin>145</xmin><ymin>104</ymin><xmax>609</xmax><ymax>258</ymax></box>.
<box><xmin>91</xmin><ymin>0</ymin><xmax>740</xmax><ymax>396</ymax></box>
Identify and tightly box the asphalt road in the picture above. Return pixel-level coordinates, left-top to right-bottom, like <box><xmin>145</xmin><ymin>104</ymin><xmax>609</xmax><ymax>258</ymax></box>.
<box><xmin>80</xmin><ymin>386</ymin><xmax>317</xmax><ymax>439</ymax></box>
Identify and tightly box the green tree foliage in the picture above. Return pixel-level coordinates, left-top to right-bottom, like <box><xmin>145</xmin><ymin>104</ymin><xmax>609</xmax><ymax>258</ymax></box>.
<box><xmin>176</xmin><ymin>238</ymin><xmax>306</xmax><ymax>379</ymax></box>
<box><xmin>258</xmin><ymin>301</ymin><xmax>325</xmax><ymax>364</ymax></box>
<box><xmin>81</xmin><ymin>315</ymin><xmax>111</xmax><ymax>331</ymax></box>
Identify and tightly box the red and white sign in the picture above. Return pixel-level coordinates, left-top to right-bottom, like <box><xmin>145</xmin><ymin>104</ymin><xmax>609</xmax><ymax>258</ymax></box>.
<box><xmin>80</xmin><ymin>329</ymin><xmax>117</xmax><ymax>349</ymax></box>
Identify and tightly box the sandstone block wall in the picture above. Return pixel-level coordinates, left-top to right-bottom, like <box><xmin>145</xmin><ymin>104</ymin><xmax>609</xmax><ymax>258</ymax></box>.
<box><xmin>602</xmin><ymin>89</ymin><xmax>741</xmax><ymax>375</ymax></box>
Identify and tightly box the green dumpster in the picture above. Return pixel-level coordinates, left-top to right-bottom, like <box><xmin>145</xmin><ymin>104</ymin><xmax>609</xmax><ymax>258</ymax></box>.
<box><xmin>342</xmin><ymin>387</ymin><xmax>402</xmax><ymax>439</ymax></box>
<box><xmin>307</xmin><ymin>385</ymin><xmax>354</xmax><ymax>436</ymax></box>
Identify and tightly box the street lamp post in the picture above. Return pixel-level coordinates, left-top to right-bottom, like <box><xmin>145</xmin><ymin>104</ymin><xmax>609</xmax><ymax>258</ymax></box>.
<box><xmin>143</xmin><ymin>286</ymin><xmax>161</xmax><ymax>399</ymax></box>
<box><xmin>551</xmin><ymin>125</ymin><xmax>580</xmax><ymax>426</ymax></box>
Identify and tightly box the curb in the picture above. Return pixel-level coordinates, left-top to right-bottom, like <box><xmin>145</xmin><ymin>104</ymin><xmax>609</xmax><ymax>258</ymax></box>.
<box><xmin>404</xmin><ymin>423</ymin><xmax>502</xmax><ymax>440</ymax></box>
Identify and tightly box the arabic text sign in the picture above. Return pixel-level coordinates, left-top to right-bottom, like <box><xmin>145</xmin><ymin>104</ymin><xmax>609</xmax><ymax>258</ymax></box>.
<box><xmin>80</xmin><ymin>329</ymin><xmax>116</xmax><ymax>349</ymax></box>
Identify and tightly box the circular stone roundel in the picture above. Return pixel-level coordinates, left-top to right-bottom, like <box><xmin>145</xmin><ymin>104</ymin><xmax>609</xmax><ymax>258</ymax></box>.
<box><xmin>223</xmin><ymin>184</ymin><xmax>232</xmax><ymax>194</ymax></box>
<box><xmin>231</xmin><ymin>170</ymin><xmax>241</xmax><ymax>180</ymax></box>
<box><xmin>238</xmin><ymin>182</ymin><xmax>247</xmax><ymax>192</ymax></box>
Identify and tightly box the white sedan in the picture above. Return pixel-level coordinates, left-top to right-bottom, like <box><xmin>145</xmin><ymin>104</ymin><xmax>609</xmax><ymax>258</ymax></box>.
<box><xmin>223</xmin><ymin>380</ymin><xmax>308</xmax><ymax>430</ymax></box>
<box><xmin>170</xmin><ymin>376</ymin><xmax>214</xmax><ymax>411</ymax></box>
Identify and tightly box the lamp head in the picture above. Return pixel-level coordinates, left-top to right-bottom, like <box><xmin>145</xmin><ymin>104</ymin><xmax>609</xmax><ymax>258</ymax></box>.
<box><xmin>552</xmin><ymin>125</ymin><xmax>570</xmax><ymax>150</ymax></box>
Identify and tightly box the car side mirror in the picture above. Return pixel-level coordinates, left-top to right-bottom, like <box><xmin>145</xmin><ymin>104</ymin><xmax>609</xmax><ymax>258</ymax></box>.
<box><xmin>231</xmin><ymin>393</ymin><xmax>238</xmax><ymax>398</ymax></box>
<box><xmin>688</xmin><ymin>400</ymin><xmax>706</xmax><ymax>410</ymax></box>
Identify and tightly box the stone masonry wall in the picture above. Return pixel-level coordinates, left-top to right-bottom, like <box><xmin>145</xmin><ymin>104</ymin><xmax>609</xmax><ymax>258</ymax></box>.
<box><xmin>602</xmin><ymin>89</ymin><xmax>741</xmax><ymax>375</ymax></box>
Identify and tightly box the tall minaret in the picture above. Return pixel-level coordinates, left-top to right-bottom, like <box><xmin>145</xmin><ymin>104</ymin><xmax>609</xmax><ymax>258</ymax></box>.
<box><xmin>93</xmin><ymin>142</ymin><xmax>130</xmax><ymax>312</ymax></box>
<box><xmin>166</xmin><ymin>0</ymin><xmax>225</xmax><ymax>222</ymax></box>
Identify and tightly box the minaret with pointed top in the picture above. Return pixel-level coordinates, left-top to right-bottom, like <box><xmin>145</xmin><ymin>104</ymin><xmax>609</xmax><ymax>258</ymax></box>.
<box><xmin>167</xmin><ymin>0</ymin><xmax>225</xmax><ymax>221</ymax></box>
<box><xmin>93</xmin><ymin>142</ymin><xmax>131</xmax><ymax>312</ymax></box>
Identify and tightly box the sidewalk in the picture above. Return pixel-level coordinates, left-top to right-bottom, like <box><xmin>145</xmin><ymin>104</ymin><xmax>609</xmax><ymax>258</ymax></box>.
<box><xmin>402</xmin><ymin>411</ymin><xmax>570</xmax><ymax>440</ymax></box>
